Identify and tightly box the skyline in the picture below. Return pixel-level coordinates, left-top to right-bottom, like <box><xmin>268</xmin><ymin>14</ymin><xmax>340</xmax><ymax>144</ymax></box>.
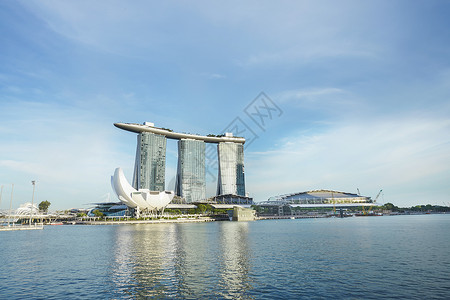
<box><xmin>1</xmin><ymin>1</ymin><xmax>449</xmax><ymax>209</ymax></box>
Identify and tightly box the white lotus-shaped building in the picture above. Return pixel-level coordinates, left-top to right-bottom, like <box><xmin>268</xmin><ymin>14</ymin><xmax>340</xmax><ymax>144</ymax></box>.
<box><xmin>16</xmin><ymin>202</ymin><xmax>40</xmax><ymax>216</ymax></box>
<box><xmin>111</xmin><ymin>167</ymin><xmax>174</xmax><ymax>213</ymax></box>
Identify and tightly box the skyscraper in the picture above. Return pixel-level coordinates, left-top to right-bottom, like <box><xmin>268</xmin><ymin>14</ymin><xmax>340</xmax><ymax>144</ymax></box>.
<box><xmin>133</xmin><ymin>132</ymin><xmax>166</xmax><ymax>191</ymax></box>
<box><xmin>175</xmin><ymin>139</ymin><xmax>206</xmax><ymax>202</ymax></box>
<box><xmin>217</xmin><ymin>142</ymin><xmax>245</xmax><ymax>196</ymax></box>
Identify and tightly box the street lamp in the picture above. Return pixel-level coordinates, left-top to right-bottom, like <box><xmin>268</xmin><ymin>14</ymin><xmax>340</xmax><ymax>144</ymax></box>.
<box><xmin>0</xmin><ymin>185</ymin><xmax>3</xmax><ymax>208</ymax></box>
<box><xmin>29</xmin><ymin>181</ymin><xmax>36</xmax><ymax>226</ymax></box>
<box><xmin>8</xmin><ymin>184</ymin><xmax>14</xmax><ymax>227</ymax></box>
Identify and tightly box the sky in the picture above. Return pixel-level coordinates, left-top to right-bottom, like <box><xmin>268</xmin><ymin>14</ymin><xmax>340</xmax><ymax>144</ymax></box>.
<box><xmin>1</xmin><ymin>0</ymin><xmax>449</xmax><ymax>210</ymax></box>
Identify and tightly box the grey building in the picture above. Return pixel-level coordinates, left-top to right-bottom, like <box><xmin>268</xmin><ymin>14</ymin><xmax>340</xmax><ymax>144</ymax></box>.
<box><xmin>175</xmin><ymin>139</ymin><xmax>206</xmax><ymax>202</ymax></box>
<box><xmin>132</xmin><ymin>132</ymin><xmax>166</xmax><ymax>191</ymax></box>
<box><xmin>217</xmin><ymin>142</ymin><xmax>245</xmax><ymax>196</ymax></box>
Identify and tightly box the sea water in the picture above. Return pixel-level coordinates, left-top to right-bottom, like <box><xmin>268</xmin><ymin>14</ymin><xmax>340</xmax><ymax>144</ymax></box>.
<box><xmin>1</xmin><ymin>214</ymin><xmax>449</xmax><ymax>299</ymax></box>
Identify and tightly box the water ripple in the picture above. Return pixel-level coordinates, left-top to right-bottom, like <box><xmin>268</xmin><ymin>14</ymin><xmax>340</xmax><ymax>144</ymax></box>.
<box><xmin>1</xmin><ymin>215</ymin><xmax>450</xmax><ymax>299</ymax></box>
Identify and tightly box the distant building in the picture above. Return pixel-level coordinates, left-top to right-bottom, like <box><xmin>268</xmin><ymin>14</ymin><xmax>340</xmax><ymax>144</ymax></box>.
<box><xmin>263</xmin><ymin>190</ymin><xmax>374</xmax><ymax>207</ymax></box>
<box><xmin>211</xmin><ymin>194</ymin><xmax>254</xmax><ymax>205</ymax></box>
<box><xmin>15</xmin><ymin>202</ymin><xmax>39</xmax><ymax>216</ymax></box>
<box><xmin>230</xmin><ymin>206</ymin><xmax>256</xmax><ymax>221</ymax></box>
<box><xmin>257</xmin><ymin>190</ymin><xmax>379</xmax><ymax>216</ymax></box>
<box><xmin>87</xmin><ymin>202</ymin><xmax>131</xmax><ymax>217</ymax></box>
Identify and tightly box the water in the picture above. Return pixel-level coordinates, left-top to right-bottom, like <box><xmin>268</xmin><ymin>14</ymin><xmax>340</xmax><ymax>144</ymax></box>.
<box><xmin>1</xmin><ymin>215</ymin><xmax>449</xmax><ymax>299</ymax></box>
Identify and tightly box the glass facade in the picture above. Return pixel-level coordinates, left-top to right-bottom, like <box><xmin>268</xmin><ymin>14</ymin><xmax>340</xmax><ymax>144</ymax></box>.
<box><xmin>175</xmin><ymin>139</ymin><xmax>206</xmax><ymax>202</ymax></box>
<box><xmin>217</xmin><ymin>142</ymin><xmax>245</xmax><ymax>196</ymax></box>
<box><xmin>133</xmin><ymin>132</ymin><xmax>166</xmax><ymax>191</ymax></box>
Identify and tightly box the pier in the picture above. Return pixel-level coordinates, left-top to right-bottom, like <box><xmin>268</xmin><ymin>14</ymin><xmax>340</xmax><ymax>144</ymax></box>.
<box><xmin>0</xmin><ymin>223</ymin><xmax>43</xmax><ymax>231</ymax></box>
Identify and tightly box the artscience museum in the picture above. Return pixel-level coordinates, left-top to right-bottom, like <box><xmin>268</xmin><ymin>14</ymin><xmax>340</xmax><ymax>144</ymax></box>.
<box><xmin>111</xmin><ymin>167</ymin><xmax>174</xmax><ymax>217</ymax></box>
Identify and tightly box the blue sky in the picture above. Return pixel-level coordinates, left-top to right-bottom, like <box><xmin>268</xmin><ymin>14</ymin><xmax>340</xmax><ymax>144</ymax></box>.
<box><xmin>1</xmin><ymin>0</ymin><xmax>449</xmax><ymax>210</ymax></box>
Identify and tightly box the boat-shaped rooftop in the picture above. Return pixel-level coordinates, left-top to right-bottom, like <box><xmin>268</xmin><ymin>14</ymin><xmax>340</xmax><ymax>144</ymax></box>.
<box><xmin>114</xmin><ymin>122</ymin><xmax>246</xmax><ymax>144</ymax></box>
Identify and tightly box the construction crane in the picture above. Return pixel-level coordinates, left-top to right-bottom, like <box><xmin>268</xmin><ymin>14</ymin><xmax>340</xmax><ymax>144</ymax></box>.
<box><xmin>373</xmin><ymin>189</ymin><xmax>383</xmax><ymax>203</ymax></box>
<box><xmin>332</xmin><ymin>191</ymin><xmax>336</xmax><ymax>214</ymax></box>
<box><xmin>362</xmin><ymin>189</ymin><xmax>383</xmax><ymax>215</ymax></box>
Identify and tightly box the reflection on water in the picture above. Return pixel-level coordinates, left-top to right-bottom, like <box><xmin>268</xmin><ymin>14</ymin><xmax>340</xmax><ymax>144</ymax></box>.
<box><xmin>217</xmin><ymin>222</ymin><xmax>252</xmax><ymax>299</ymax></box>
<box><xmin>110</xmin><ymin>222</ymin><xmax>252</xmax><ymax>298</ymax></box>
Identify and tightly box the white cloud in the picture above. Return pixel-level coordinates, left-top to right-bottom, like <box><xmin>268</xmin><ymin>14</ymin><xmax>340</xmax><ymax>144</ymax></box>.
<box><xmin>209</xmin><ymin>73</ymin><xmax>226</xmax><ymax>79</ymax></box>
<box><xmin>246</xmin><ymin>115</ymin><xmax>450</xmax><ymax>206</ymax></box>
<box><xmin>4</xmin><ymin>0</ymin><xmax>449</xmax><ymax>211</ymax></box>
<box><xmin>239</xmin><ymin>42</ymin><xmax>382</xmax><ymax>67</ymax></box>
<box><xmin>275</xmin><ymin>87</ymin><xmax>368</xmax><ymax>116</ymax></box>
<box><xmin>0</xmin><ymin>100</ymin><xmax>133</xmax><ymax>209</ymax></box>
<box><xmin>0</xmin><ymin>160</ymin><xmax>42</xmax><ymax>175</ymax></box>
<box><xmin>280</xmin><ymin>88</ymin><xmax>344</xmax><ymax>99</ymax></box>
<box><xmin>18</xmin><ymin>0</ymin><xmax>166</xmax><ymax>59</ymax></box>
<box><xmin>18</xmin><ymin>0</ymin><xmax>392</xmax><ymax>64</ymax></box>
<box><xmin>278</xmin><ymin>88</ymin><xmax>347</xmax><ymax>105</ymax></box>
<box><xmin>199</xmin><ymin>72</ymin><xmax>227</xmax><ymax>79</ymax></box>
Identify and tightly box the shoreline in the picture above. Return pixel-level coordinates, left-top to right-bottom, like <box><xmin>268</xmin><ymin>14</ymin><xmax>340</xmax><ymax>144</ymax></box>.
<box><xmin>2</xmin><ymin>212</ymin><xmax>447</xmax><ymax>228</ymax></box>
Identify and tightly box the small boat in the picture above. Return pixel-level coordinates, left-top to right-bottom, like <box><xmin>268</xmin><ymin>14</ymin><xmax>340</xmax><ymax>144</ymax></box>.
<box><xmin>48</xmin><ymin>222</ymin><xmax>63</xmax><ymax>225</ymax></box>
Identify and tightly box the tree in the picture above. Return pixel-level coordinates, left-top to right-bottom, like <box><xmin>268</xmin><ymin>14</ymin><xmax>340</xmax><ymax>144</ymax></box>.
<box><xmin>424</xmin><ymin>204</ymin><xmax>433</xmax><ymax>211</ymax></box>
<box><xmin>383</xmin><ymin>203</ymin><xmax>398</xmax><ymax>211</ymax></box>
<box><xmin>92</xmin><ymin>209</ymin><xmax>104</xmax><ymax>218</ymax></box>
<box><xmin>196</xmin><ymin>204</ymin><xmax>207</xmax><ymax>214</ymax></box>
<box><xmin>39</xmin><ymin>200</ymin><xmax>51</xmax><ymax>213</ymax></box>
